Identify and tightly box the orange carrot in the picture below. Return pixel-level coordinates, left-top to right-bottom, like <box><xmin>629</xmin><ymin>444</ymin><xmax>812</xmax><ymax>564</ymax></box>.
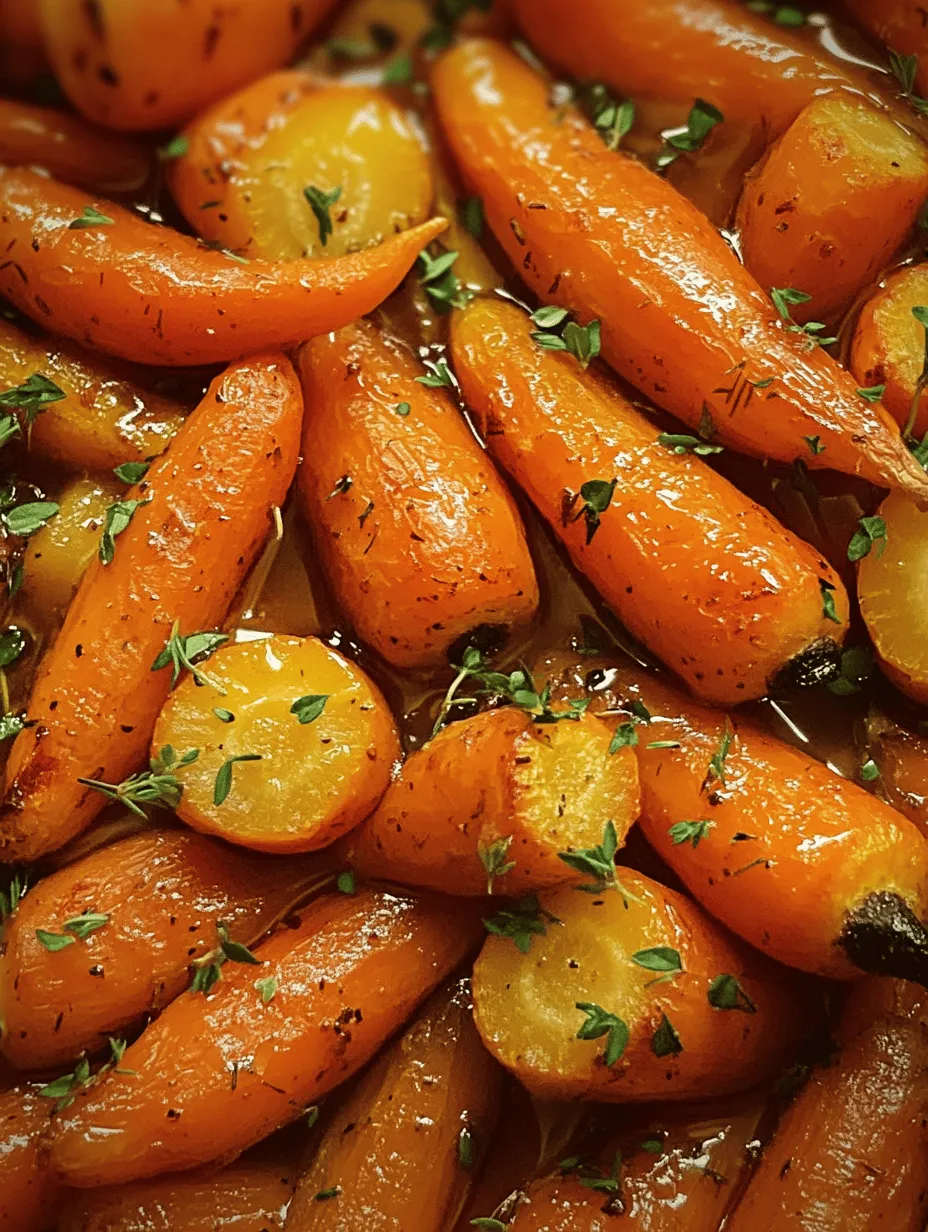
<box><xmin>49</xmin><ymin>888</ymin><xmax>480</xmax><ymax>1187</ymax></box>
<box><xmin>452</xmin><ymin>296</ymin><xmax>850</xmax><ymax>704</ymax></box>
<box><xmin>0</xmin><ymin>829</ymin><xmax>336</xmax><ymax>1070</ymax></box>
<box><xmin>431</xmin><ymin>39</ymin><xmax>928</xmax><ymax>500</ymax></box>
<box><xmin>850</xmin><ymin>262</ymin><xmax>928</xmax><ymax>439</ymax></box>
<box><xmin>843</xmin><ymin>0</ymin><xmax>928</xmax><ymax>91</ymax></box>
<box><xmin>0</xmin><ymin>1084</ymin><xmax>61</xmax><ymax>1231</ymax></box>
<box><xmin>296</xmin><ymin>318</ymin><xmax>539</xmax><ymax>669</ymax></box>
<box><xmin>726</xmin><ymin>978</ymin><xmax>928</xmax><ymax>1231</ymax></box>
<box><xmin>0</xmin><ymin>352</ymin><xmax>302</xmax><ymax>863</ymax></box>
<box><xmin>864</xmin><ymin>710</ymin><xmax>928</xmax><ymax>839</ymax></box>
<box><xmin>540</xmin><ymin>650</ymin><xmax>928</xmax><ymax>984</ymax></box>
<box><xmin>0</xmin><ymin>167</ymin><xmax>446</xmax><ymax>366</ymax></box>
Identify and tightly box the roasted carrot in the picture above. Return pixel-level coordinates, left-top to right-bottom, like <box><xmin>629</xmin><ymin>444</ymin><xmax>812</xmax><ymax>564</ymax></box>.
<box><xmin>0</xmin><ymin>829</ymin><xmax>336</xmax><ymax>1070</ymax></box>
<box><xmin>170</xmin><ymin>72</ymin><xmax>433</xmax><ymax>261</ymax></box>
<box><xmin>0</xmin><ymin>0</ymin><xmax>45</xmax><ymax>89</ymax></box>
<box><xmin>39</xmin><ymin>0</ymin><xmax>340</xmax><ymax>131</ymax></box>
<box><xmin>540</xmin><ymin>650</ymin><xmax>928</xmax><ymax>984</ymax></box>
<box><xmin>511</xmin><ymin>0</ymin><xmax>871</xmax><ymax>135</ymax></box>
<box><xmin>296</xmin><ymin>318</ymin><xmax>538</xmax><ymax>670</ymax></box>
<box><xmin>152</xmin><ymin>635</ymin><xmax>401</xmax><ymax>853</ymax></box>
<box><xmin>507</xmin><ymin>1094</ymin><xmax>766</xmax><ymax>1230</ymax></box>
<box><xmin>452</xmin><ymin>296</ymin><xmax>850</xmax><ymax>704</ymax></box>
<box><xmin>864</xmin><ymin>710</ymin><xmax>928</xmax><ymax>838</ymax></box>
<box><xmin>843</xmin><ymin>0</ymin><xmax>928</xmax><ymax>91</ymax></box>
<box><xmin>0</xmin><ymin>1084</ymin><xmax>60</xmax><ymax>1231</ymax></box>
<box><xmin>287</xmin><ymin>977</ymin><xmax>501</xmax><ymax>1229</ymax></box>
<box><xmin>346</xmin><ymin>705</ymin><xmax>639</xmax><ymax>897</ymax></box>
<box><xmin>850</xmin><ymin>262</ymin><xmax>928</xmax><ymax>438</ymax></box>
<box><xmin>0</xmin><ymin>167</ymin><xmax>447</xmax><ymax>366</ymax></box>
<box><xmin>49</xmin><ymin>888</ymin><xmax>480</xmax><ymax>1187</ymax></box>
<box><xmin>737</xmin><ymin>93</ymin><xmax>928</xmax><ymax>324</ymax></box>
<box><xmin>431</xmin><ymin>40</ymin><xmax>928</xmax><ymax>499</ymax></box>
<box><xmin>0</xmin><ymin>352</ymin><xmax>302</xmax><ymax>863</ymax></box>
<box><xmin>726</xmin><ymin>978</ymin><xmax>928</xmax><ymax>1231</ymax></box>
<box><xmin>0</xmin><ymin>317</ymin><xmax>185</xmax><ymax>475</ymax></box>
<box><xmin>59</xmin><ymin>1161</ymin><xmax>294</xmax><ymax>1231</ymax></box>
<box><xmin>473</xmin><ymin>870</ymin><xmax>807</xmax><ymax>1102</ymax></box>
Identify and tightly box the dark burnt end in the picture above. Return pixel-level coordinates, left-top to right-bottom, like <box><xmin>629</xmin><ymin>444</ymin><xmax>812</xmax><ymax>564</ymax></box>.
<box><xmin>837</xmin><ymin>891</ymin><xmax>928</xmax><ymax>988</ymax></box>
<box><xmin>446</xmin><ymin>623</ymin><xmax>509</xmax><ymax>667</ymax></box>
<box><xmin>777</xmin><ymin>637</ymin><xmax>842</xmax><ymax>690</ymax></box>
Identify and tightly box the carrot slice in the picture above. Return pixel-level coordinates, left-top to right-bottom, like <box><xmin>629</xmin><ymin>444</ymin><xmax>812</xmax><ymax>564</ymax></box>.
<box><xmin>451</xmin><ymin>296</ymin><xmax>850</xmax><ymax>704</ymax></box>
<box><xmin>0</xmin><ymin>1084</ymin><xmax>61</xmax><ymax>1231</ymax></box>
<box><xmin>0</xmin><ymin>352</ymin><xmax>302</xmax><ymax>863</ymax></box>
<box><xmin>431</xmin><ymin>39</ymin><xmax>928</xmax><ymax>500</ymax></box>
<box><xmin>0</xmin><ymin>167</ymin><xmax>446</xmax><ymax>366</ymax></box>
<box><xmin>0</xmin><ymin>829</ymin><xmax>336</xmax><ymax>1070</ymax></box>
<box><xmin>49</xmin><ymin>888</ymin><xmax>480</xmax><ymax>1187</ymax></box>
<box><xmin>540</xmin><ymin>650</ymin><xmax>928</xmax><ymax>984</ymax></box>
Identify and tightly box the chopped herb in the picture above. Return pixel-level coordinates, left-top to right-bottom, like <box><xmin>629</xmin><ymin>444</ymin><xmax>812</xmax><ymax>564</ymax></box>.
<box><xmin>219</xmin><ymin>921</ymin><xmax>260</xmax><ymax>966</ymax></box>
<box><xmin>39</xmin><ymin>1054</ymin><xmax>92</xmax><ymax>1112</ymax></box>
<box><xmin>575</xmin><ymin>1002</ymin><xmax>630</xmax><ymax>1066</ymax></box>
<box><xmin>113</xmin><ymin>460</ymin><xmax>149</xmax><ymax>484</ymax></box>
<box><xmin>99</xmin><ymin>497</ymin><xmax>149</xmax><ymax>565</ymax></box>
<box><xmin>803</xmin><ymin>435</ymin><xmax>825</xmax><ymax>456</ymax></box>
<box><xmin>214</xmin><ymin>707</ymin><xmax>235</xmax><ymax>723</ymax></box>
<box><xmin>857</xmin><ymin>384</ymin><xmax>886</xmax><ymax>403</ymax></box>
<box><xmin>415</xmin><ymin>357</ymin><xmax>456</xmax><ymax>388</ymax></box>
<box><xmin>458</xmin><ymin>1125</ymin><xmax>475</xmax><ymax>1169</ymax></box>
<box><xmin>470</xmin><ymin>1221</ymin><xmax>507</xmax><ymax>1231</ymax></box>
<box><xmin>0</xmin><ymin>870</ymin><xmax>26</xmax><ymax>920</ymax></box>
<box><xmin>290</xmin><ymin>694</ymin><xmax>328</xmax><ymax>725</ymax></box>
<box><xmin>68</xmin><ymin>205</ymin><xmax>115</xmax><ymax>230</ymax></box>
<box><xmin>847</xmin><ymin>515</ymin><xmax>887</xmax><ymax>563</ymax></box>
<box><xmin>477</xmin><ymin>835</ymin><xmax>515</xmax><ymax>894</ymax></box>
<box><xmin>770</xmin><ymin>286</ymin><xmax>837</xmax><ymax>349</ymax></box>
<box><xmin>35</xmin><ymin>928</ymin><xmax>76</xmax><ymax>952</ymax></box>
<box><xmin>651</xmin><ymin>1012</ymin><xmax>683</xmax><ymax>1057</ymax></box>
<box><xmin>483</xmin><ymin>894</ymin><xmax>560</xmax><ymax>953</ymax></box>
<box><xmin>325</xmin><ymin>36</ymin><xmax>379</xmax><ymax>59</ymax></box>
<box><xmin>608</xmin><ymin>721</ymin><xmax>639</xmax><ymax>753</ymax></box>
<box><xmin>4</xmin><ymin>500</ymin><xmax>58</xmax><ymax>537</ymax></box>
<box><xmin>669</xmin><ymin>819</ymin><xmax>714</xmax><ymax>848</ymax></box>
<box><xmin>888</xmin><ymin>48</ymin><xmax>928</xmax><ymax>116</ymax></box>
<box><xmin>0</xmin><ymin>712</ymin><xmax>24</xmax><ymax>742</ymax></box>
<box><xmin>314</xmin><ymin>1186</ymin><xmax>342</xmax><ymax>1202</ymax></box>
<box><xmin>819</xmin><ymin>578</ymin><xmax>840</xmax><ymax>624</ymax></box>
<box><xmin>157</xmin><ymin>135</ymin><xmax>189</xmax><ymax>161</ymax></box>
<box><xmin>336</xmin><ymin>869</ymin><xmax>356</xmax><ymax>895</ymax></box>
<box><xmin>531</xmin><ymin>305</ymin><xmax>569</xmax><ymax>330</ymax></box>
<box><xmin>213</xmin><ymin>753</ymin><xmax>262</xmax><ymax>806</ymax></box>
<box><xmin>571</xmin><ymin>477</ymin><xmax>617</xmax><ymax>545</ymax></box>
<box><xmin>0</xmin><ymin>415</ymin><xmax>19</xmax><ymax>450</ymax></box>
<box><xmin>395</xmin><ymin>401</ymin><xmax>411</xmax><ymax>416</ymax></box>
<box><xmin>61</xmin><ymin>912</ymin><xmax>109</xmax><ymax>941</ymax></box>
<box><xmin>78</xmin><ymin>745</ymin><xmax>198</xmax><ymax>818</ymax></box>
<box><xmin>305</xmin><ymin>1105</ymin><xmax>320</xmax><ymax>1128</ymax></box>
<box><xmin>907</xmin><ymin>305</ymin><xmax>928</xmax><ymax>441</ymax></box>
<box><xmin>151</xmin><ymin>621</ymin><xmax>228</xmax><ymax>690</ymax></box>
<box><xmin>646</xmin><ymin>740</ymin><xmax>681</xmax><ymax>750</ymax></box>
<box><xmin>382</xmin><ymin>52</ymin><xmax>413</xmax><ymax>85</ymax></box>
<box><xmin>254</xmin><ymin>975</ymin><xmax>278</xmax><ymax>1004</ymax></box>
<box><xmin>656</xmin><ymin>98</ymin><xmax>723</xmax><ymax>169</ymax></box>
<box><xmin>459</xmin><ymin>195</ymin><xmax>484</xmax><ymax>238</ymax></box>
<box><xmin>530</xmin><ymin>310</ymin><xmax>602</xmax><ymax>369</ymax></box>
<box><xmin>558</xmin><ymin>820</ymin><xmax>619</xmax><ymax>894</ymax></box>
<box><xmin>704</xmin><ymin>720</ymin><xmax>734</xmax><ymax>789</ymax></box>
<box><xmin>826</xmin><ymin>645</ymin><xmax>873</xmax><ymax>697</ymax></box>
<box><xmin>0</xmin><ymin>372</ymin><xmax>66</xmax><ymax>428</ymax></box>
<box><xmin>707</xmin><ymin>973</ymin><xmax>757</xmax><ymax>1013</ymax></box>
<box><xmin>0</xmin><ymin>626</ymin><xmax>25</xmax><ymax>668</ymax></box>
<box><xmin>639</xmin><ymin>1138</ymin><xmax>664</xmax><ymax>1154</ymax></box>
<box><xmin>303</xmin><ymin>184</ymin><xmax>343</xmax><ymax>248</ymax></box>
<box><xmin>657</xmin><ymin>432</ymin><xmax>724</xmax><ymax>457</ymax></box>
<box><xmin>859</xmin><ymin>757</ymin><xmax>881</xmax><ymax>782</ymax></box>
<box><xmin>631</xmin><ymin>946</ymin><xmax>682</xmax><ymax>975</ymax></box>
<box><xmin>418</xmin><ymin>247</ymin><xmax>473</xmax><ymax>313</ymax></box>
<box><xmin>594</xmin><ymin>94</ymin><xmax>636</xmax><ymax>151</ymax></box>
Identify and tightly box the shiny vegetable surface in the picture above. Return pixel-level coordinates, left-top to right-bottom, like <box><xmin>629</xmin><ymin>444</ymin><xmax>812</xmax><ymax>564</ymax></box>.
<box><xmin>0</xmin><ymin>1084</ymin><xmax>61</xmax><ymax>1231</ymax></box>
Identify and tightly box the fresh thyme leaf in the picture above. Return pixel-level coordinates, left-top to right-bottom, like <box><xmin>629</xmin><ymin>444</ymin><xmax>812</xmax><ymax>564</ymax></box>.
<box><xmin>657</xmin><ymin>433</ymin><xmax>724</xmax><ymax>457</ymax></box>
<box><xmin>847</xmin><ymin>515</ymin><xmax>887</xmax><ymax>563</ymax></box>
<box><xmin>417</xmin><ymin>247</ymin><xmax>473</xmax><ymax>313</ymax></box>
<box><xmin>530</xmin><ymin>310</ymin><xmax>601</xmax><ymax>369</ymax></box>
<box><xmin>819</xmin><ymin>578</ymin><xmax>840</xmax><ymax>624</ymax></box>
<box><xmin>573</xmin><ymin>477</ymin><xmax>617</xmax><ymax>545</ymax></box>
<box><xmin>0</xmin><ymin>870</ymin><xmax>26</xmax><ymax>920</ymax></box>
<box><xmin>826</xmin><ymin>645</ymin><xmax>874</xmax><ymax>697</ymax></box>
<box><xmin>113</xmin><ymin>460</ymin><xmax>150</xmax><ymax>484</ymax></box>
<box><xmin>478</xmin><ymin>835</ymin><xmax>515</xmax><ymax>894</ymax></box>
<box><xmin>191</xmin><ymin>961</ymin><xmax>222</xmax><ymax>994</ymax></box>
<box><xmin>0</xmin><ymin>372</ymin><xmax>66</xmax><ymax>426</ymax></box>
<box><xmin>62</xmin><ymin>911</ymin><xmax>109</xmax><ymax>941</ymax></box>
<box><xmin>856</xmin><ymin>384</ymin><xmax>886</xmax><ymax>403</ymax></box>
<box><xmin>314</xmin><ymin>1186</ymin><xmax>342</xmax><ymax>1202</ymax></box>
<box><xmin>656</xmin><ymin>98</ymin><xmax>723</xmax><ymax>169</ymax></box>
<box><xmin>157</xmin><ymin>135</ymin><xmax>189</xmax><ymax>161</ymax></box>
<box><xmin>0</xmin><ymin>711</ymin><xmax>24</xmax><ymax>742</ymax></box>
<box><xmin>651</xmin><ymin>1012</ymin><xmax>683</xmax><ymax>1057</ymax></box>
<box><xmin>859</xmin><ymin>757</ymin><xmax>881</xmax><ymax>782</ymax></box>
<box><xmin>4</xmin><ymin>501</ymin><xmax>59</xmax><ymax>537</ymax></box>
<box><xmin>99</xmin><ymin>497</ymin><xmax>149</xmax><ymax>565</ymax></box>
<box><xmin>575</xmin><ymin>1001</ymin><xmax>629</xmax><ymax>1066</ymax></box>
<box><xmin>459</xmin><ymin>195</ymin><xmax>484</xmax><ymax>238</ymax></box>
<box><xmin>608</xmin><ymin>721</ymin><xmax>638</xmax><ymax>753</ymax></box>
<box><xmin>68</xmin><ymin>205</ymin><xmax>115</xmax><ymax>230</ymax></box>
<box><xmin>558</xmin><ymin>820</ymin><xmax>618</xmax><ymax>893</ymax></box>
<box><xmin>470</xmin><ymin>1220</ymin><xmax>506</xmax><ymax>1231</ymax></box>
<box><xmin>704</xmin><ymin>720</ymin><xmax>734</xmax><ymax>789</ymax></box>
<box><xmin>907</xmin><ymin>305</ymin><xmax>928</xmax><ymax>441</ymax></box>
<box><xmin>78</xmin><ymin>745</ymin><xmax>198</xmax><ymax>817</ymax></box>
<box><xmin>0</xmin><ymin>626</ymin><xmax>25</xmax><ymax>668</ymax></box>
<box><xmin>803</xmin><ymin>435</ymin><xmax>825</xmax><ymax>455</ymax></box>
<box><xmin>303</xmin><ymin>184</ymin><xmax>343</xmax><ymax>248</ymax></box>
<box><xmin>255</xmin><ymin>975</ymin><xmax>278</xmax><ymax>1004</ymax></box>
<box><xmin>305</xmin><ymin>1105</ymin><xmax>320</xmax><ymax>1128</ymax></box>
<box><xmin>631</xmin><ymin>946</ymin><xmax>682</xmax><ymax>974</ymax></box>
<box><xmin>213</xmin><ymin>753</ymin><xmax>262</xmax><ymax>806</ymax></box>
<box><xmin>562</xmin><ymin>320</ymin><xmax>601</xmax><ymax>368</ymax></box>
<box><xmin>770</xmin><ymin>286</ymin><xmax>837</xmax><ymax>349</ymax></box>
<box><xmin>151</xmin><ymin>621</ymin><xmax>228</xmax><ymax>690</ymax></box>
<box><xmin>35</xmin><ymin>928</ymin><xmax>75</xmax><ymax>952</ymax></box>
<box><xmin>890</xmin><ymin>48</ymin><xmax>920</xmax><ymax>96</ymax></box>
<box><xmin>707</xmin><ymin>973</ymin><xmax>757</xmax><ymax>1013</ymax></box>
<box><xmin>669</xmin><ymin>819</ymin><xmax>714</xmax><ymax>848</ymax></box>
<box><xmin>325</xmin><ymin>36</ymin><xmax>379</xmax><ymax>59</ymax></box>
<box><xmin>458</xmin><ymin>1125</ymin><xmax>475</xmax><ymax>1169</ymax></box>
<box><xmin>214</xmin><ymin>707</ymin><xmax>234</xmax><ymax>723</ymax></box>
<box><xmin>39</xmin><ymin>1054</ymin><xmax>92</xmax><ymax>1111</ymax></box>
<box><xmin>415</xmin><ymin>357</ymin><xmax>456</xmax><ymax>388</ymax></box>
<box><xmin>290</xmin><ymin>694</ymin><xmax>328</xmax><ymax>725</ymax></box>
<box><xmin>337</xmin><ymin>869</ymin><xmax>356</xmax><ymax>895</ymax></box>
<box><xmin>395</xmin><ymin>401</ymin><xmax>411</xmax><ymax>416</ymax></box>
<box><xmin>382</xmin><ymin>52</ymin><xmax>413</xmax><ymax>85</ymax></box>
<box><xmin>531</xmin><ymin>304</ymin><xmax>570</xmax><ymax>330</ymax></box>
<box><xmin>217</xmin><ymin>920</ymin><xmax>260</xmax><ymax>965</ymax></box>
<box><xmin>483</xmin><ymin>894</ymin><xmax>560</xmax><ymax>953</ymax></box>
<box><xmin>593</xmin><ymin>92</ymin><xmax>636</xmax><ymax>150</ymax></box>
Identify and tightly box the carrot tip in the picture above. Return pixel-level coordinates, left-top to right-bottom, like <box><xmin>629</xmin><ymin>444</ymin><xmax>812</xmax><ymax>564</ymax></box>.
<box><xmin>838</xmin><ymin>891</ymin><xmax>928</xmax><ymax>988</ymax></box>
<box><xmin>776</xmin><ymin>636</ymin><xmax>842</xmax><ymax>691</ymax></box>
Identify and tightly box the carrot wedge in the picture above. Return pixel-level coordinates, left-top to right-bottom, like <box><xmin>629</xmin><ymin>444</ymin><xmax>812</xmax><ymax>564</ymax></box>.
<box><xmin>0</xmin><ymin>1084</ymin><xmax>61</xmax><ymax>1231</ymax></box>
<box><xmin>726</xmin><ymin>979</ymin><xmax>928</xmax><ymax>1232</ymax></box>
<box><xmin>431</xmin><ymin>40</ymin><xmax>928</xmax><ymax>500</ymax></box>
<box><xmin>0</xmin><ymin>167</ymin><xmax>446</xmax><ymax>366</ymax></box>
<box><xmin>0</xmin><ymin>829</ymin><xmax>336</xmax><ymax>1070</ymax></box>
<box><xmin>540</xmin><ymin>651</ymin><xmax>928</xmax><ymax>984</ymax></box>
<box><xmin>0</xmin><ymin>352</ymin><xmax>302</xmax><ymax>863</ymax></box>
<box><xmin>451</xmin><ymin>296</ymin><xmax>850</xmax><ymax>704</ymax></box>
<box><xmin>49</xmin><ymin>888</ymin><xmax>480</xmax><ymax>1187</ymax></box>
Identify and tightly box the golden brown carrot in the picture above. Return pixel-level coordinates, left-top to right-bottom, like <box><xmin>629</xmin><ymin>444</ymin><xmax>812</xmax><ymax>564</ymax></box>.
<box><xmin>451</xmin><ymin>296</ymin><xmax>850</xmax><ymax>704</ymax></box>
<box><xmin>0</xmin><ymin>167</ymin><xmax>447</xmax><ymax>366</ymax></box>
<box><xmin>287</xmin><ymin>978</ymin><xmax>501</xmax><ymax>1229</ymax></box>
<box><xmin>346</xmin><ymin>706</ymin><xmax>639</xmax><ymax>897</ymax></box>
<box><xmin>0</xmin><ymin>352</ymin><xmax>302</xmax><ymax>863</ymax></box>
<box><xmin>511</xmin><ymin>0</ymin><xmax>871</xmax><ymax>134</ymax></box>
<box><xmin>473</xmin><ymin>870</ymin><xmax>807</xmax><ymax>1102</ymax></box>
<box><xmin>39</xmin><ymin>0</ymin><xmax>340</xmax><ymax>131</ymax></box>
<box><xmin>0</xmin><ymin>1084</ymin><xmax>61</xmax><ymax>1231</ymax></box>
<box><xmin>539</xmin><ymin>650</ymin><xmax>928</xmax><ymax>984</ymax></box>
<box><xmin>0</xmin><ymin>829</ymin><xmax>336</xmax><ymax>1070</ymax></box>
<box><xmin>843</xmin><ymin>0</ymin><xmax>928</xmax><ymax>90</ymax></box>
<box><xmin>431</xmin><ymin>40</ymin><xmax>928</xmax><ymax>500</ymax></box>
<box><xmin>737</xmin><ymin>93</ymin><xmax>928</xmax><ymax>324</ymax></box>
<box><xmin>59</xmin><ymin>1161</ymin><xmax>294</xmax><ymax>1231</ymax></box>
<box><xmin>170</xmin><ymin>71</ymin><xmax>434</xmax><ymax>261</ymax></box>
<box><xmin>49</xmin><ymin>888</ymin><xmax>480</xmax><ymax>1187</ymax></box>
<box><xmin>864</xmin><ymin>710</ymin><xmax>928</xmax><ymax>838</ymax></box>
<box><xmin>726</xmin><ymin>979</ymin><xmax>928</xmax><ymax>1231</ymax></box>
<box><xmin>850</xmin><ymin>262</ymin><xmax>928</xmax><ymax>438</ymax></box>
<box><xmin>296</xmin><ymin>318</ymin><xmax>538</xmax><ymax>669</ymax></box>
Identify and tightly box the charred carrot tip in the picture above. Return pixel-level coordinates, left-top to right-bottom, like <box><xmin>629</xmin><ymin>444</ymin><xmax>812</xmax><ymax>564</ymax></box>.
<box><xmin>838</xmin><ymin>891</ymin><xmax>928</xmax><ymax>988</ymax></box>
<box><xmin>777</xmin><ymin>637</ymin><xmax>843</xmax><ymax>691</ymax></box>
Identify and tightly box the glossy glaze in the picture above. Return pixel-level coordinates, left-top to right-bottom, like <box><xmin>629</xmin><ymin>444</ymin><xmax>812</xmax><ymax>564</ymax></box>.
<box><xmin>0</xmin><ymin>1084</ymin><xmax>61</xmax><ymax>1231</ymax></box>
<box><xmin>851</xmin><ymin>262</ymin><xmax>928</xmax><ymax>438</ymax></box>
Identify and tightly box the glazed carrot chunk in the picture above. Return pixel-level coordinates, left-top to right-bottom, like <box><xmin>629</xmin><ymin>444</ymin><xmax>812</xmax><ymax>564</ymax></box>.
<box><xmin>0</xmin><ymin>1084</ymin><xmax>61</xmax><ymax>1231</ymax></box>
<box><xmin>296</xmin><ymin>319</ymin><xmax>538</xmax><ymax>670</ymax></box>
<box><xmin>152</xmin><ymin>635</ymin><xmax>401</xmax><ymax>853</ymax></box>
<box><xmin>0</xmin><ymin>829</ymin><xmax>336</xmax><ymax>1070</ymax></box>
<box><xmin>472</xmin><ymin>871</ymin><xmax>806</xmax><ymax>1102</ymax></box>
<box><xmin>287</xmin><ymin>978</ymin><xmax>501</xmax><ymax>1230</ymax></box>
<box><xmin>431</xmin><ymin>39</ymin><xmax>928</xmax><ymax>500</ymax></box>
<box><xmin>0</xmin><ymin>353</ymin><xmax>302</xmax><ymax>863</ymax></box>
<box><xmin>850</xmin><ymin>263</ymin><xmax>928</xmax><ymax>438</ymax></box>
<box><xmin>0</xmin><ymin>167</ymin><xmax>446</xmax><ymax>366</ymax></box>
<box><xmin>452</xmin><ymin>296</ymin><xmax>849</xmax><ymax>705</ymax></box>
<box><xmin>346</xmin><ymin>706</ymin><xmax>638</xmax><ymax>897</ymax></box>
<box><xmin>843</xmin><ymin>0</ymin><xmax>928</xmax><ymax>92</ymax></box>
<box><xmin>49</xmin><ymin>888</ymin><xmax>480</xmax><ymax>1187</ymax></box>
<box><xmin>171</xmin><ymin>73</ymin><xmax>433</xmax><ymax>261</ymax></box>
